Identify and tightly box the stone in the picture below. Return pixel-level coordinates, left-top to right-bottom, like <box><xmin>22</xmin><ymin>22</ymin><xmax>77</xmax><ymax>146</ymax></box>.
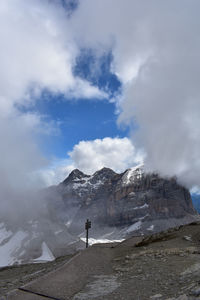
<box><xmin>190</xmin><ymin>287</ymin><xmax>200</xmax><ymax>296</ymax></box>
<box><xmin>150</xmin><ymin>294</ymin><xmax>162</xmax><ymax>299</ymax></box>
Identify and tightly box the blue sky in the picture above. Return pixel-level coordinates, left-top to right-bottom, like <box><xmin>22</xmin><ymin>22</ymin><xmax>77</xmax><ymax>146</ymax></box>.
<box><xmin>30</xmin><ymin>50</ymin><xmax>126</xmax><ymax>159</ymax></box>
<box><xmin>17</xmin><ymin>47</ymin><xmax>130</xmax><ymax>170</ymax></box>
<box><xmin>34</xmin><ymin>97</ymin><xmax>127</xmax><ymax>158</ymax></box>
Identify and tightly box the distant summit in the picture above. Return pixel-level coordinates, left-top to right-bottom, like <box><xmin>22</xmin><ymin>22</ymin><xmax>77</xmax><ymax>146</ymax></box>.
<box><xmin>62</xmin><ymin>169</ymin><xmax>90</xmax><ymax>185</ymax></box>
<box><xmin>91</xmin><ymin>167</ymin><xmax>117</xmax><ymax>182</ymax></box>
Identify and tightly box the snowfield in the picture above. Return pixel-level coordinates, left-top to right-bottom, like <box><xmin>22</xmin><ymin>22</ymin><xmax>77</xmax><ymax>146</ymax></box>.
<box><xmin>0</xmin><ymin>230</ymin><xmax>28</xmax><ymax>267</ymax></box>
<box><xmin>34</xmin><ymin>242</ymin><xmax>55</xmax><ymax>263</ymax></box>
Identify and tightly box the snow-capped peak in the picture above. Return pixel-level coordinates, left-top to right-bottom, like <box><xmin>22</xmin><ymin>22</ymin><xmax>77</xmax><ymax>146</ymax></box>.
<box><xmin>62</xmin><ymin>169</ymin><xmax>90</xmax><ymax>185</ymax></box>
<box><xmin>122</xmin><ymin>164</ymin><xmax>144</xmax><ymax>186</ymax></box>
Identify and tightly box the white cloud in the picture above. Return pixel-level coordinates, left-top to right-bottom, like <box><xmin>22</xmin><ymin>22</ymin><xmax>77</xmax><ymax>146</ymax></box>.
<box><xmin>68</xmin><ymin>137</ymin><xmax>144</xmax><ymax>175</ymax></box>
<box><xmin>70</xmin><ymin>0</ymin><xmax>153</xmax><ymax>83</ymax></box>
<box><xmin>72</xmin><ymin>0</ymin><xmax>200</xmax><ymax>188</ymax></box>
<box><xmin>0</xmin><ymin>0</ymin><xmax>105</xmax><ymax>114</ymax></box>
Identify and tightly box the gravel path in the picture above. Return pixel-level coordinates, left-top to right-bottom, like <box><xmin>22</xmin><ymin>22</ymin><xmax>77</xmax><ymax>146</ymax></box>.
<box><xmin>2</xmin><ymin>222</ymin><xmax>200</xmax><ymax>300</ymax></box>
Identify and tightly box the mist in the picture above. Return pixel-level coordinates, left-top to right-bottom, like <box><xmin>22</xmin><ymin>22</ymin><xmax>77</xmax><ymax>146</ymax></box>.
<box><xmin>0</xmin><ymin>112</ymin><xmax>48</xmax><ymax>224</ymax></box>
<box><xmin>0</xmin><ymin>0</ymin><xmax>69</xmax><ymax>224</ymax></box>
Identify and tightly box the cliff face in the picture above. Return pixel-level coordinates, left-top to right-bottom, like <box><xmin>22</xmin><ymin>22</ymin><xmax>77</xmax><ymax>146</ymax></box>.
<box><xmin>48</xmin><ymin>166</ymin><xmax>196</xmax><ymax>235</ymax></box>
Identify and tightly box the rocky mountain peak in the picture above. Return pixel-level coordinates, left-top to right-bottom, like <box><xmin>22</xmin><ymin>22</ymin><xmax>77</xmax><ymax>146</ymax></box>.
<box><xmin>92</xmin><ymin>167</ymin><xmax>117</xmax><ymax>182</ymax></box>
<box><xmin>121</xmin><ymin>164</ymin><xmax>144</xmax><ymax>186</ymax></box>
<box><xmin>62</xmin><ymin>169</ymin><xmax>89</xmax><ymax>185</ymax></box>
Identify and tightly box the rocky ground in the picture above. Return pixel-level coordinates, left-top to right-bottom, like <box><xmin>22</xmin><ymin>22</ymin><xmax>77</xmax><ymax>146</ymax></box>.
<box><xmin>110</xmin><ymin>225</ymin><xmax>200</xmax><ymax>300</ymax></box>
<box><xmin>70</xmin><ymin>222</ymin><xmax>200</xmax><ymax>300</ymax></box>
<box><xmin>2</xmin><ymin>222</ymin><xmax>200</xmax><ymax>299</ymax></box>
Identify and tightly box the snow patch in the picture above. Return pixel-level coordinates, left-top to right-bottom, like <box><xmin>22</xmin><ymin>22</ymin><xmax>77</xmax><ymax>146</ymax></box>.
<box><xmin>65</xmin><ymin>220</ymin><xmax>72</xmax><ymax>228</ymax></box>
<box><xmin>73</xmin><ymin>176</ymin><xmax>91</xmax><ymax>189</ymax></box>
<box><xmin>122</xmin><ymin>164</ymin><xmax>144</xmax><ymax>186</ymax></box>
<box><xmin>0</xmin><ymin>231</ymin><xmax>28</xmax><ymax>267</ymax></box>
<box><xmin>72</xmin><ymin>173</ymin><xmax>109</xmax><ymax>191</ymax></box>
<box><xmin>139</xmin><ymin>214</ymin><xmax>149</xmax><ymax>220</ymax></box>
<box><xmin>73</xmin><ymin>178</ymin><xmax>103</xmax><ymax>190</ymax></box>
<box><xmin>34</xmin><ymin>242</ymin><xmax>55</xmax><ymax>262</ymax></box>
<box><xmin>133</xmin><ymin>203</ymin><xmax>149</xmax><ymax>210</ymax></box>
<box><xmin>147</xmin><ymin>225</ymin><xmax>154</xmax><ymax>231</ymax></box>
<box><xmin>80</xmin><ymin>238</ymin><xmax>124</xmax><ymax>246</ymax></box>
<box><xmin>126</xmin><ymin>221</ymin><xmax>142</xmax><ymax>233</ymax></box>
<box><xmin>128</xmin><ymin>192</ymin><xmax>135</xmax><ymax>196</ymax></box>
<box><xmin>55</xmin><ymin>229</ymin><xmax>63</xmax><ymax>235</ymax></box>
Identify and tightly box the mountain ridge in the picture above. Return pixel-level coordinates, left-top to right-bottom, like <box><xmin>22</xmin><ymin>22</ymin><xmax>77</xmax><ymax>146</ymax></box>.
<box><xmin>49</xmin><ymin>165</ymin><xmax>197</xmax><ymax>235</ymax></box>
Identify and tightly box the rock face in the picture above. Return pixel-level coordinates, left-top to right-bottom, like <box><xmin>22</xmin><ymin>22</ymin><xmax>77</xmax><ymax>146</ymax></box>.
<box><xmin>47</xmin><ymin>166</ymin><xmax>197</xmax><ymax>236</ymax></box>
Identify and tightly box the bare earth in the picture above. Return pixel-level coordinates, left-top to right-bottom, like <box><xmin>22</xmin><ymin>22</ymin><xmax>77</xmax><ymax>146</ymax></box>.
<box><xmin>2</xmin><ymin>222</ymin><xmax>200</xmax><ymax>300</ymax></box>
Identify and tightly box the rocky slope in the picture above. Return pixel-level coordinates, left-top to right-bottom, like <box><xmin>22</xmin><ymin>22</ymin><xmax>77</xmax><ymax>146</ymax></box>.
<box><xmin>46</xmin><ymin>166</ymin><xmax>197</xmax><ymax>237</ymax></box>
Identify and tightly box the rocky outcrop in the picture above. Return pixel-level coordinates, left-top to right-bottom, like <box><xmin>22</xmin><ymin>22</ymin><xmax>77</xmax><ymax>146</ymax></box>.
<box><xmin>47</xmin><ymin>166</ymin><xmax>197</xmax><ymax>236</ymax></box>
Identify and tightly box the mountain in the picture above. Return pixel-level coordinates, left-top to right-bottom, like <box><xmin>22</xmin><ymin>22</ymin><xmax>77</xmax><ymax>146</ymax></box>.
<box><xmin>0</xmin><ymin>165</ymin><xmax>198</xmax><ymax>268</ymax></box>
<box><xmin>46</xmin><ymin>165</ymin><xmax>198</xmax><ymax>238</ymax></box>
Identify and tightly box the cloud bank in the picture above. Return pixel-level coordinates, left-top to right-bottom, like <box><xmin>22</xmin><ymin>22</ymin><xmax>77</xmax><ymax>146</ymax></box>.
<box><xmin>0</xmin><ymin>0</ymin><xmax>105</xmax><ymax>112</ymax></box>
<box><xmin>72</xmin><ymin>0</ymin><xmax>200</xmax><ymax>188</ymax></box>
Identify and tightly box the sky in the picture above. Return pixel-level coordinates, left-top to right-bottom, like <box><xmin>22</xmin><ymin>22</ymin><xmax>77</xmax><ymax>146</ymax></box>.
<box><xmin>1</xmin><ymin>0</ymin><xmax>200</xmax><ymax>191</ymax></box>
